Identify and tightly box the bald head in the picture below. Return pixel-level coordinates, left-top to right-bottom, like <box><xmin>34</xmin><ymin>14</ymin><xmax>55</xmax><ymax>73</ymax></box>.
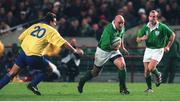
<box><xmin>114</xmin><ymin>15</ymin><xmax>125</xmax><ymax>30</ymax></box>
<box><xmin>115</xmin><ymin>15</ymin><xmax>124</xmax><ymax>22</ymax></box>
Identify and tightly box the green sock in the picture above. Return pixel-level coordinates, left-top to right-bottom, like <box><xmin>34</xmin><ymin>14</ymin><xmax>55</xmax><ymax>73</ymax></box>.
<box><xmin>118</xmin><ymin>69</ymin><xmax>127</xmax><ymax>90</ymax></box>
<box><xmin>145</xmin><ymin>74</ymin><xmax>152</xmax><ymax>89</ymax></box>
<box><xmin>151</xmin><ymin>68</ymin><xmax>160</xmax><ymax>77</ymax></box>
<box><xmin>79</xmin><ymin>70</ymin><xmax>93</xmax><ymax>87</ymax></box>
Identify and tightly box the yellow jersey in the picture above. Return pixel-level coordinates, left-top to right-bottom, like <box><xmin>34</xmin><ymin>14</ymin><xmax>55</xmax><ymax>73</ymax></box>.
<box><xmin>19</xmin><ymin>23</ymin><xmax>66</xmax><ymax>56</ymax></box>
<box><xmin>42</xmin><ymin>43</ymin><xmax>62</xmax><ymax>56</ymax></box>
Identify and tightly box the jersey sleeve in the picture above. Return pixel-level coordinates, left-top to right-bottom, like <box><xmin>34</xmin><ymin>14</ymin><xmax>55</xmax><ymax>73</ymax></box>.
<box><xmin>18</xmin><ymin>27</ymin><xmax>31</xmax><ymax>43</ymax></box>
<box><xmin>47</xmin><ymin>30</ymin><xmax>66</xmax><ymax>48</ymax></box>
<box><xmin>137</xmin><ymin>25</ymin><xmax>146</xmax><ymax>37</ymax></box>
<box><xmin>163</xmin><ymin>24</ymin><xmax>173</xmax><ymax>38</ymax></box>
<box><xmin>104</xmin><ymin>27</ymin><xmax>111</xmax><ymax>44</ymax></box>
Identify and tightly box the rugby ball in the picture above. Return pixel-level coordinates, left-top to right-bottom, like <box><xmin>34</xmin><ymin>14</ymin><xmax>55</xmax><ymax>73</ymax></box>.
<box><xmin>111</xmin><ymin>37</ymin><xmax>121</xmax><ymax>50</ymax></box>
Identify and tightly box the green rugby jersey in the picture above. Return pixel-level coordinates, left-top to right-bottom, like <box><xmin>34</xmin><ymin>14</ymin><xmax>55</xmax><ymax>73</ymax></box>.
<box><xmin>138</xmin><ymin>22</ymin><xmax>173</xmax><ymax>48</ymax></box>
<box><xmin>98</xmin><ymin>22</ymin><xmax>125</xmax><ymax>51</ymax></box>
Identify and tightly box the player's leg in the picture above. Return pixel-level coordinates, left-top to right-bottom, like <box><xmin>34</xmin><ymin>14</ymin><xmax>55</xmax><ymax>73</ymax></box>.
<box><xmin>27</xmin><ymin>70</ymin><xmax>45</xmax><ymax>96</ymax></box>
<box><xmin>78</xmin><ymin>47</ymin><xmax>108</xmax><ymax>93</ymax></box>
<box><xmin>0</xmin><ymin>64</ymin><xmax>20</xmax><ymax>89</ymax></box>
<box><xmin>148</xmin><ymin>59</ymin><xmax>161</xmax><ymax>87</ymax></box>
<box><xmin>112</xmin><ymin>56</ymin><xmax>130</xmax><ymax>95</ymax></box>
<box><xmin>26</xmin><ymin>57</ymin><xmax>49</xmax><ymax>96</ymax></box>
<box><xmin>0</xmin><ymin>51</ymin><xmax>26</xmax><ymax>89</ymax></box>
<box><xmin>46</xmin><ymin>59</ymin><xmax>61</xmax><ymax>78</ymax></box>
<box><xmin>143</xmin><ymin>48</ymin><xmax>154</xmax><ymax>92</ymax></box>
<box><xmin>144</xmin><ymin>62</ymin><xmax>153</xmax><ymax>92</ymax></box>
<box><xmin>150</xmin><ymin>48</ymin><xmax>164</xmax><ymax>87</ymax></box>
<box><xmin>78</xmin><ymin>65</ymin><xmax>102</xmax><ymax>93</ymax></box>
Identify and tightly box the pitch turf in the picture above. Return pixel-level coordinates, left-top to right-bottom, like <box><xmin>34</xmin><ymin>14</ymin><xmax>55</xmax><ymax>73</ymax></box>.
<box><xmin>0</xmin><ymin>82</ymin><xmax>180</xmax><ymax>101</ymax></box>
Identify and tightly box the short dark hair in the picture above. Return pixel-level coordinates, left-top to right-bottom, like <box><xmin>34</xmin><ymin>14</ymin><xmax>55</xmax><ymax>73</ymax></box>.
<box><xmin>150</xmin><ymin>10</ymin><xmax>159</xmax><ymax>17</ymax></box>
<box><xmin>44</xmin><ymin>12</ymin><xmax>56</xmax><ymax>23</ymax></box>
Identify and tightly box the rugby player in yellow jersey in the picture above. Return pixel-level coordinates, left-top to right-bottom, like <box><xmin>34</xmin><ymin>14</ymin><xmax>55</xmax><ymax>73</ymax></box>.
<box><xmin>0</xmin><ymin>12</ymin><xmax>83</xmax><ymax>95</ymax></box>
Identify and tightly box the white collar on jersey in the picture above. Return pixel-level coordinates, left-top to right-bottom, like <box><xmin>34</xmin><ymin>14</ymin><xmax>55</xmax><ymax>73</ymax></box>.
<box><xmin>147</xmin><ymin>21</ymin><xmax>159</xmax><ymax>32</ymax></box>
<box><xmin>112</xmin><ymin>21</ymin><xmax>116</xmax><ymax>30</ymax></box>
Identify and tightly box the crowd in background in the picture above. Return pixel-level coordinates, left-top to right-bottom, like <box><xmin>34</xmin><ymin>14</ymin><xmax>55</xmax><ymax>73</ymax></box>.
<box><xmin>0</xmin><ymin>0</ymin><xmax>180</xmax><ymax>37</ymax></box>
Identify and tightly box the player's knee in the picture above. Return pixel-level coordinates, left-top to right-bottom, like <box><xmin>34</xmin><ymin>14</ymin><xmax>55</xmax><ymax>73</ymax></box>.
<box><xmin>91</xmin><ymin>67</ymin><xmax>101</xmax><ymax>77</ymax></box>
<box><xmin>144</xmin><ymin>69</ymin><xmax>151</xmax><ymax>77</ymax></box>
<box><xmin>121</xmin><ymin>63</ymin><xmax>126</xmax><ymax>69</ymax></box>
<box><xmin>91</xmin><ymin>70</ymin><xmax>99</xmax><ymax>77</ymax></box>
<box><xmin>115</xmin><ymin>62</ymin><xmax>126</xmax><ymax>70</ymax></box>
<box><xmin>114</xmin><ymin>58</ymin><xmax>126</xmax><ymax>69</ymax></box>
<box><xmin>8</xmin><ymin>71</ymin><xmax>17</xmax><ymax>78</ymax></box>
<box><xmin>148</xmin><ymin>65</ymin><xmax>155</xmax><ymax>71</ymax></box>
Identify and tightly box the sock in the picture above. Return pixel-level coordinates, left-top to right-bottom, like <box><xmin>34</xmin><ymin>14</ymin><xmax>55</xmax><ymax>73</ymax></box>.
<box><xmin>118</xmin><ymin>69</ymin><xmax>127</xmax><ymax>90</ymax></box>
<box><xmin>151</xmin><ymin>68</ymin><xmax>160</xmax><ymax>77</ymax></box>
<box><xmin>79</xmin><ymin>70</ymin><xmax>93</xmax><ymax>87</ymax></box>
<box><xmin>145</xmin><ymin>74</ymin><xmax>152</xmax><ymax>89</ymax></box>
<box><xmin>0</xmin><ymin>73</ymin><xmax>12</xmax><ymax>89</ymax></box>
<box><xmin>29</xmin><ymin>72</ymin><xmax>46</xmax><ymax>87</ymax></box>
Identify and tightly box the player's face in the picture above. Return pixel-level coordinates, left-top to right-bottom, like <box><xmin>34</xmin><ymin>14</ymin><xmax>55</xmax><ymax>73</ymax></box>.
<box><xmin>148</xmin><ymin>12</ymin><xmax>158</xmax><ymax>25</ymax></box>
<box><xmin>115</xmin><ymin>19</ymin><xmax>124</xmax><ymax>31</ymax></box>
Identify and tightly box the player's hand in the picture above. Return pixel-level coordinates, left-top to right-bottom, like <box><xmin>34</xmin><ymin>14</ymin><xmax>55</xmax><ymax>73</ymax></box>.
<box><xmin>140</xmin><ymin>35</ymin><xmax>148</xmax><ymax>41</ymax></box>
<box><xmin>75</xmin><ymin>48</ymin><xmax>84</xmax><ymax>56</ymax></box>
<box><xmin>164</xmin><ymin>46</ymin><xmax>170</xmax><ymax>53</ymax></box>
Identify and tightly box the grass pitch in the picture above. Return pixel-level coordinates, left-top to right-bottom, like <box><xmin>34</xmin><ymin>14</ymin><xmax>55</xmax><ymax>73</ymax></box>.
<box><xmin>0</xmin><ymin>82</ymin><xmax>180</xmax><ymax>101</ymax></box>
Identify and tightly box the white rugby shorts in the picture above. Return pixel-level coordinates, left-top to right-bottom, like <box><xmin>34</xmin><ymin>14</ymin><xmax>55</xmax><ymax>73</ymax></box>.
<box><xmin>94</xmin><ymin>47</ymin><xmax>122</xmax><ymax>67</ymax></box>
<box><xmin>143</xmin><ymin>48</ymin><xmax>164</xmax><ymax>63</ymax></box>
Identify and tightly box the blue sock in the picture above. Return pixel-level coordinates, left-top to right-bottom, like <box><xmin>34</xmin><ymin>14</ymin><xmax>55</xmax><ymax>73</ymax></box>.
<box><xmin>0</xmin><ymin>73</ymin><xmax>11</xmax><ymax>89</ymax></box>
<box><xmin>29</xmin><ymin>72</ymin><xmax>46</xmax><ymax>87</ymax></box>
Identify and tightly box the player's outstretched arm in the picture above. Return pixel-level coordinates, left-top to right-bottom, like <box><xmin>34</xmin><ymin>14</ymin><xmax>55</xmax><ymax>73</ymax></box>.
<box><xmin>63</xmin><ymin>42</ymin><xmax>83</xmax><ymax>55</ymax></box>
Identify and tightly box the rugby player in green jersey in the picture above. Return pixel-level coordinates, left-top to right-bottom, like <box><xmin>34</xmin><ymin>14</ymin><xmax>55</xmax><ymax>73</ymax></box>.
<box><xmin>77</xmin><ymin>15</ymin><xmax>130</xmax><ymax>95</ymax></box>
<box><xmin>137</xmin><ymin>10</ymin><xmax>175</xmax><ymax>93</ymax></box>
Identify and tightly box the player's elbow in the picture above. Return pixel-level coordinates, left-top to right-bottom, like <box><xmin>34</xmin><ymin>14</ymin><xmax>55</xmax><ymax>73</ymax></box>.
<box><xmin>62</xmin><ymin>42</ymin><xmax>68</xmax><ymax>48</ymax></box>
<box><xmin>170</xmin><ymin>32</ymin><xmax>176</xmax><ymax>41</ymax></box>
<box><xmin>172</xmin><ymin>32</ymin><xmax>176</xmax><ymax>38</ymax></box>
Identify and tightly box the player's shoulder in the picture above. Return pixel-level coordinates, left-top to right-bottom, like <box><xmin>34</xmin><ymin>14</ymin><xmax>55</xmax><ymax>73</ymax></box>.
<box><xmin>140</xmin><ymin>24</ymin><xmax>149</xmax><ymax>31</ymax></box>
<box><xmin>104</xmin><ymin>23</ymin><xmax>114</xmax><ymax>31</ymax></box>
<box><xmin>159</xmin><ymin>22</ymin><xmax>168</xmax><ymax>27</ymax></box>
<box><xmin>158</xmin><ymin>22</ymin><xmax>171</xmax><ymax>29</ymax></box>
<box><xmin>142</xmin><ymin>24</ymin><xmax>148</xmax><ymax>28</ymax></box>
